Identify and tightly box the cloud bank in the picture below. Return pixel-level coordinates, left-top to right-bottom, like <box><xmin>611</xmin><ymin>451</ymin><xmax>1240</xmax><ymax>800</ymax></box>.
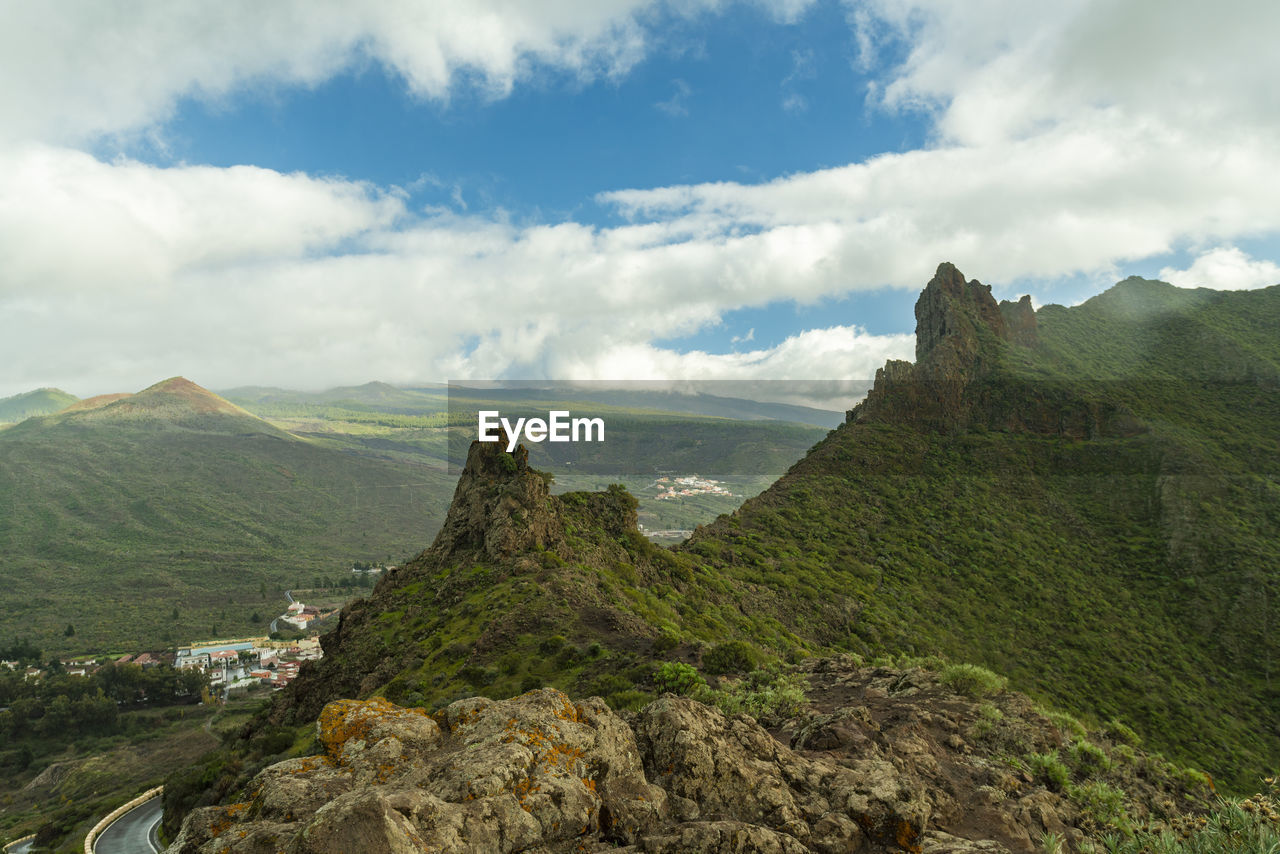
<box><xmin>1</xmin><ymin>0</ymin><xmax>1278</xmax><ymax>397</ymax></box>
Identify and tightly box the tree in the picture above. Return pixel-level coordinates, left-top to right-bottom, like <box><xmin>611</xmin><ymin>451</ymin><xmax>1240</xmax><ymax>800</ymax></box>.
<box><xmin>250</xmin><ymin>612</ymin><xmax>262</xmax><ymax>624</ymax></box>
<box><xmin>64</xmin><ymin>623</ymin><xmax>75</xmax><ymax>637</ymax></box>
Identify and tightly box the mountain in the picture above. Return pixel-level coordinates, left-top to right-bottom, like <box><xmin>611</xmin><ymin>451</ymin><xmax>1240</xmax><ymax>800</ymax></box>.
<box><xmin>164</xmin><ymin>264</ymin><xmax>1276</xmax><ymax>849</ymax></box>
<box><xmin>20</xmin><ymin>376</ymin><xmax>280</xmax><ymax>433</ymax></box>
<box><xmin>0</xmin><ymin>377</ymin><xmax>454</xmax><ymax>652</ymax></box>
<box><xmin>227</xmin><ymin>263</ymin><xmax>1277</xmax><ymax>792</ymax></box>
<box><xmin>0</xmin><ymin>387</ymin><xmax>78</xmax><ymax>424</ymax></box>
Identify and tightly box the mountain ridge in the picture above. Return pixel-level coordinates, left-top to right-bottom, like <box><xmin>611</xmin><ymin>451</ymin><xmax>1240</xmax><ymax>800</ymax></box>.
<box><xmin>164</xmin><ymin>263</ymin><xmax>1278</xmax><ymax>849</ymax></box>
<box><xmin>244</xmin><ymin>264</ymin><xmax>1277</xmax><ymax>791</ymax></box>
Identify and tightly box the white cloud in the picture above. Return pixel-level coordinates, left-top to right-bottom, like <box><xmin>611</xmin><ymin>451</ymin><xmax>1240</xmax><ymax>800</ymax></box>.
<box><xmin>0</xmin><ymin>0</ymin><xmax>700</xmax><ymax>145</ymax></box>
<box><xmin>3</xmin><ymin>0</ymin><xmax>1280</xmax><ymax>398</ymax></box>
<box><xmin>0</xmin><ymin>145</ymin><xmax>402</xmax><ymax>295</ymax></box>
<box><xmin>855</xmin><ymin>0</ymin><xmax>1280</xmax><ymax>146</ymax></box>
<box><xmin>1159</xmin><ymin>247</ymin><xmax>1280</xmax><ymax>291</ymax></box>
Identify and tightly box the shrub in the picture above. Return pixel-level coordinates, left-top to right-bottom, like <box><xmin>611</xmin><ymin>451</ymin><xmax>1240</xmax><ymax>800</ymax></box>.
<box><xmin>538</xmin><ymin>635</ymin><xmax>566</xmax><ymax>655</ymax></box>
<box><xmin>458</xmin><ymin>664</ymin><xmax>496</xmax><ymax>686</ymax></box>
<box><xmin>1102</xmin><ymin>718</ymin><xmax>1140</xmax><ymax>746</ymax></box>
<box><xmin>1067</xmin><ymin>739</ymin><xmax>1111</xmax><ymax>777</ymax></box>
<box><xmin>703</xmin><ymin>641</ymin><xmax>760</xmax><ymax>675</ymax></box>
<box><xmin>711</xmin><ymin>667</ymin><xmax>808</xmax><ymax>725</ymax></box>
<box><xmin>1027</xmin><ymin>751</ymin><xmax>1070</xmax><ymax>792</ymax></box>
<box><xmin>969</xmin><ymin>702</ymin><xmax>1004</xmax><ymax>739</ymax></box>
<box><xmin>1067</xmin><ymin>781</ymin><xmax>1129</xmax><ymax>833</ymax></box>
<box><xmin>1045</xmin><ymin>710</ymin><xmax>1088</xmax><ymax>742</ymax></box>
<box><xmin>939</xmin><ymin>663</ymin><xmax>1008</xmax><ymax>698</ymax></box>
<box><xmin>605</xmin><ymin>690</ymin><xmax>649</xmax><ymax>712</ymax></box>
<box><xmin>519</xmin><ymin>675</ymin><xmax>543</xmax><ymax>693</ymax></box>
<box><xmin>652</xmin><ymin>629</ymin><xmax>680</xmax><ymax>653</ymax></box>
<box><xmin>653</xmin><ymin>662</ymin><xmax>705</xmax><ymax>696</ymax></box>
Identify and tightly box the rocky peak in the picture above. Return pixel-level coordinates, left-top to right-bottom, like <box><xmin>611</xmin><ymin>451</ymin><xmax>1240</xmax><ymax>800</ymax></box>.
<box><xmin>998</xmin><ymin>294</ymin><xmax>1039</xmax><ymax>348</ymax></box>
<box><xmin>913</xmin><ymin>262</ymin><xmax>1009</xmax><ymax>364</ymax></box>
<box><xmin>845</xmin><ymin>264</ymin><xmax>1127</xmax><ymax>436</ymax></box>
<box><xmin>426</xmin><ymin>437</ymin><xmax>565</xmax><ymax>562</ymax></box>
<box><xmin>851</xmin><ymin>263</ymin><xmax>1029</xmax><ymax>429</ymax></box>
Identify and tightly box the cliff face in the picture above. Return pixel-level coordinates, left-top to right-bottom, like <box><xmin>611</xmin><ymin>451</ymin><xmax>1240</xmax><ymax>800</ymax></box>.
<box><xmin>849</xmin><ymin>262</ymin><xmax>1131</xmax><ymax>438</ymax></box>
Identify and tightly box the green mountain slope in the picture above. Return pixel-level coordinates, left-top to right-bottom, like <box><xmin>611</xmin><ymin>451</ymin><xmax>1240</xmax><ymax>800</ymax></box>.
<box><xmin>0</xmin><ymin>387</ymin><xmax>78</xmax><ymax>424</ymax></box>
<box><xmin>188</xmin><ymin>266</ymin><xmax>1277</xmax><ymax>816</ymax></box>
<box><xmin>0</xmin><ymin>378</ymin><xmax>454</xmax><ymax>653</ymax></box>
<box><xmin>686</xmin><ymin>266</ymin><xmax>1279</xmax><ymax>786</ymax></box>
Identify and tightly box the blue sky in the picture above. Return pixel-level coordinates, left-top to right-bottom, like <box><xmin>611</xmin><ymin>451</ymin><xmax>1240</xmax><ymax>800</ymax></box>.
<box><xmin>1</xmin><ymin>0</ymin><xmax>1278</xmax><ymax>399</ymax></box>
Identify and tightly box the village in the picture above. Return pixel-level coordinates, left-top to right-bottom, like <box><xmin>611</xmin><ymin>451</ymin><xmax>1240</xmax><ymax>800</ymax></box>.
<box><xmin>2</xmin><ymin>597</ymin><xmax>333</xmax><ymax>697</ymax></box>
<box><xmin>651</xmin><ymin>474</ymin><xmax>734</xmax><ymax>500</ymax></box>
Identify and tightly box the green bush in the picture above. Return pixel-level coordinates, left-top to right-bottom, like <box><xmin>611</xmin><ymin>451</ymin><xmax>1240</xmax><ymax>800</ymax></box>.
<box><xmin>1067</xmin><ymin>780</ymin><xmax>1130</xmax><ymax>833</ymax></box>
<box><xmin>1045</xmin><ymin>710</ymin><xmax>1088</xmax><ymax>742</ymax></box>
<box><xmin>605</xmin><ymin>689</ymin><xmax>649</xmax><ymax>712</ymax></box>
<box><xmin>1027</xmin><ymin>751</ymin><xmax>1070</xmax><ymax>792</ymax></box>
<box><xmin>969</xmin><ymin>702</ymin><xmax>1004</xmax><ymax>739</ymax></box>
<box><xmin>703</xmin><ymin>641</ymin><xmax>760</xmax><ymax>675</ymax></box>
<box><xmin>710</xmin><ymin>667</ymin><xmax>807</xmax><ymax>725</ymax></box>
<box><xmin>653</xmin><ymin>662</ymin><xmax>706</xmax><ymax>696</ymax></box>
<box><xmin>538</xmin><ymin>635</ymin><xmax>566</xmax><ymax>655</ymax></box>
<box><xmin>939</xmin><ymin>663</ymin><xmax>1008</xmax><ymax>698</ymax></box>
<box><xmin>1102</xmin><ymin>718</ymin><xmax>1140</xmax><ymax>746</ymax></box>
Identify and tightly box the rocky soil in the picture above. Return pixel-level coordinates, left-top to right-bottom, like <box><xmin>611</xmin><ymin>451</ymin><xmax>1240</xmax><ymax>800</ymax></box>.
<box><xmin>166</xmin><ymin>658</ymin><xmax>1205</xmax><ymax>853</ymax></box>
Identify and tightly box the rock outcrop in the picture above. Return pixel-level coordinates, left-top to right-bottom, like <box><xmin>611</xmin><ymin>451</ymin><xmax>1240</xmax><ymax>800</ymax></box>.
<box><xmin>428</xmin><ymin>437</ymin><xmax>566</xmax><ymax>563</ymax></box>
<box><xmin>167</xmin><ymin>660</ymin><xmax>1207</xmax><ymax>853</ymax></box>
<box><xmin>849</xmin><ymin>263</ymin><xmax>1135</xmax><ymax>438</ymax></box>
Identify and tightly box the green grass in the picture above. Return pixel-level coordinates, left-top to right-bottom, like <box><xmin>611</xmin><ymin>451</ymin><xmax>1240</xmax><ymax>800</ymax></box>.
<box><xmin>0</xmin><ymin>418</ymin><xmax>453</xmax><ymax>653</ymax></box>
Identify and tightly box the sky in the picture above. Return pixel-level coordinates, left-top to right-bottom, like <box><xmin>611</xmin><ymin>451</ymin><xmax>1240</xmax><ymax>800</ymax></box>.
<box><xmin>2</xmin><ymin>0</ymin><xmax>1279</xmax><ymax>400</ymax></box>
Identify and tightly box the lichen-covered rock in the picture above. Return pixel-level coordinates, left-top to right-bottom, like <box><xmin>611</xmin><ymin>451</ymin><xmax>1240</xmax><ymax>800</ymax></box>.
<box><xmin>168</xmin><ymin>660</ymin><xmax>1210</xmax><ymax>854</ymax></box>
<box><xmin>635</xmin><ymin>696</ymin><xmax>929</xmax><ymax>851</ymax></box>
<box><xmin>167</xmin><ymin>689</ymin><xmax>666</xmax><ymax>854</ymax></box>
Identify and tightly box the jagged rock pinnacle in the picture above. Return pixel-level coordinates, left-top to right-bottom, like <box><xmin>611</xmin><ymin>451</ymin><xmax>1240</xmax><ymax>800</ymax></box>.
<box><xmin>426</xmin><ymin>438</ymin><xmax>565</xmax><ymax>562</ymax></box>
<box><xmin>848</xmin><ymin>263</ymin><xmax>1045</xmax><ymax>430</ymax></box>
<box><xmin>914</xmin><ymin>261</ymin><xmax>1009</xmax><ymax>363</ymax></box>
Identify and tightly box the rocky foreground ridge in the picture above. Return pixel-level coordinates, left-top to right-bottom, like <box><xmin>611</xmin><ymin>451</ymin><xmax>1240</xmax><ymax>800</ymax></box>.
<box><xmin>168</xmin><ymin>658</ymin><xmax>1206</xmax><ymax>853</ymax></box>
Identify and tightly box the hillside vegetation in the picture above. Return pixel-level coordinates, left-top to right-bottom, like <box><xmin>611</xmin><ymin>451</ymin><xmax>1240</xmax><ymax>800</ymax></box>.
<box><xmin>0</xmin><ymin>378</ymin><xmax>454</xmax><ymax>652</ymax></box>
<box><xmin>0</xmin><ymin>387</ymin><xmax>78</xmax><ymax>424</ymax></box>
<box><xmin>221</xmin><ymin>265</ymin><xmax>1279</xmax><ymax>802</ymax></box>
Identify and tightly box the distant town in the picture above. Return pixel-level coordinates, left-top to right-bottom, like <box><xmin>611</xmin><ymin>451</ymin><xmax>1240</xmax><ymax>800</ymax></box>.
<box><xmin>652</xmin><ymin>475</ymin><xmax>734</xmax><ymax>501</ymax></box>
<box><xmin>1</xmin><ymin>593</ymin><xmax>347</xmax><ymax>696</ymax></box>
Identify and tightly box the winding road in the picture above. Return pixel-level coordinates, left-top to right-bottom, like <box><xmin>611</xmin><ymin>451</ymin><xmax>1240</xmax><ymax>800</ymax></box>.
<box><xmin>93</xmin><ymin>796</ymin><xmax>163</xmax><ymax>854</ymax></box>
<box><xmin>268</xmin><ymin>589</ymin><xmax>294</xmax><ymax>634</ymax></box>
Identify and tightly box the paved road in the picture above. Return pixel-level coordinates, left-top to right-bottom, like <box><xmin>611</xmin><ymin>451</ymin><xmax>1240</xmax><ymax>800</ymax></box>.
<box><xmin>269</xmin><ymin>589</ymin><xmax>294</xmax><ymax>634</ymax></box>
<box><xmin>93</xmin><ymin>796</ymin><xmax>162</xmax><ymax>854</ymax></box>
